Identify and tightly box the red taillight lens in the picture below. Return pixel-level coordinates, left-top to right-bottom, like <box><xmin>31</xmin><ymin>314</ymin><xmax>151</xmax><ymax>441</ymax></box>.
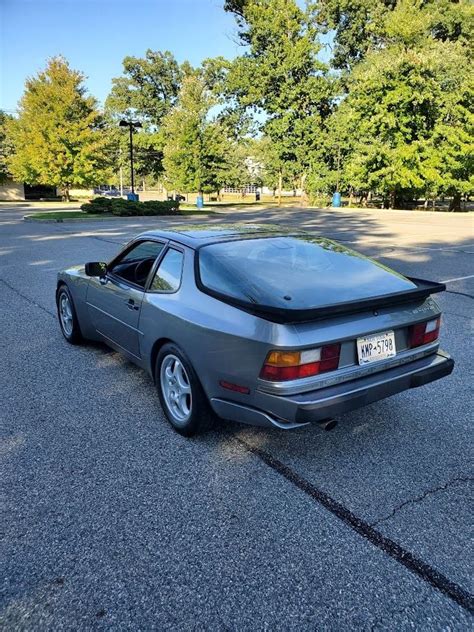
<box><xmin>320</xmin><ymin>344</ymin><xmax>341</xmax><ymax>372</ymax></box>
<box><xmin>409</xmin><ymin>317</ymin><xmax>440</xmax><ymax>348</ymax></box>
<box><xmin>260</xmin><ymin>344</ymin><xmax>341</xmax><ymax>382</ymax></box>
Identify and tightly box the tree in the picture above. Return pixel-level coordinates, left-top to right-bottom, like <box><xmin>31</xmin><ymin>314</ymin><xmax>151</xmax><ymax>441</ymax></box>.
<box><xmin>310</xmin><ymin>0</ymin><xmax>472</xmax><ymax>71</ymax></box>
<box><xmin>161</xmin><ymin>74</ymin><xmax>230</xmax><ymax>195</ymax></box>
<box><xmin>224</xmin><ymin>0</ymin><xmax>333</xmax><ymax>203</ymax></box>
<box><xmin>107</xmin><ymin>50</ymin><xmax>184</xmax><ymax>126</ymax></box>
<box><xmin>0</xmin><ymin>111</ymin><xmax>14</xmax><ymax>184</ymax></box>
<box><xmin>106</xmin><ymin>50</ymin><xmax>189</xmax><ymax>181</ymax></box>
<box><xmin>310</xmin><ymin>0</ymin><xmax>396</xmax><ymax>71</ymax></box>
<box><xmin>326</xmin><ymin>0</ymin><xmax>473</xmax><ymax>208</ymax></box>
<box><xmin>7</xmin><ymin>57</ymin><xmax>111</xmax><ymax>200</ymax></box>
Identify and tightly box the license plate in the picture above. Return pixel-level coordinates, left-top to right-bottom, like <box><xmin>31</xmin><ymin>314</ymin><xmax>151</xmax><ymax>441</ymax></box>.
<box><xmin>357</xmin><ymin>331</ymin><xmax>396</xmax><ymax>365</ymax></box>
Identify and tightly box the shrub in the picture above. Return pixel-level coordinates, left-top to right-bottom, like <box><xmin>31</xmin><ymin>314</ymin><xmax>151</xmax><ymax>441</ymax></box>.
<box><xmin>81</xmin><ymin>197</ymin><xmax>180</xmax><ymax>216</ymax></box>
<box><xmin>80</xmin><ymin>196</ymin><xmax>113</xmax><ymax>213</ymax></box>
<box><xmin>308</xmin><ymin>195</ymin><xmax>332</xmax><ymax>208</ymax></box>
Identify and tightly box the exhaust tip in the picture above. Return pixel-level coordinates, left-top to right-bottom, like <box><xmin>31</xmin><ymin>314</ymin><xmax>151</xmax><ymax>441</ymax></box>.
<box><xmin>318</xmin><ymin>418</ymin><xmax>338</xmax><ymax>431</ymax></box>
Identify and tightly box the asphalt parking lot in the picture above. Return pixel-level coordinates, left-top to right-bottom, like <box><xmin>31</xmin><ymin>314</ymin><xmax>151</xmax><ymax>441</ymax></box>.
<box><xmin>1</xmin><ymin>205</ymin><xmax>473</xmax><ymax>630</ymax></box>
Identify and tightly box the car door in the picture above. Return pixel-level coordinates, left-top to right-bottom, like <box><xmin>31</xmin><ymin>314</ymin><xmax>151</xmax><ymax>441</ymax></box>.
<box><xmin>86</xmin><ymin>240</ymin><xmax>166</xmax><ymax>358</ymax></box>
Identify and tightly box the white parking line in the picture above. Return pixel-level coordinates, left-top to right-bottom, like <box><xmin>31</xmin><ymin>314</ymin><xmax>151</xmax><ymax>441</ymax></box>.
<box><xmin>441</xmin><ymin>274</ymin><xmax>474</xmax><ymax>283</ymax></box>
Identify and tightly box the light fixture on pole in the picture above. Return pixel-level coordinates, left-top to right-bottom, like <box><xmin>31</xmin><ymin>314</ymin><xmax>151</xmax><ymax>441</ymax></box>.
<box><xmin>119</xmin><ymin>120</ymin><xmax>142</xmax><ymax>197</ymax></box>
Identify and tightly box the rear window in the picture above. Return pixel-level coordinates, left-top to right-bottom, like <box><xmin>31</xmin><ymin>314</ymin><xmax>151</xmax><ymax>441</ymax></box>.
<box><xmin>198</xmin><ymin>236</ymin><xmax>416</xmax><ymax>309</ymax></box>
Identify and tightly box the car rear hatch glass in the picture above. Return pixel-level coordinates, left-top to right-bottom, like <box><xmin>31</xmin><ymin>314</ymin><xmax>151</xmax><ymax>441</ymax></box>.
<box><xmin>197</xmin><ymin>236</ymin><xmax>445</xmax><ymax>322</ymax></box>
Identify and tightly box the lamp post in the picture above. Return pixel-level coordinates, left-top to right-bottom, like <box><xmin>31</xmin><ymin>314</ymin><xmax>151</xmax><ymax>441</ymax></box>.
<box><xmin>119</xmin><ymin>120</ymin><xmax>142</xmax><ymax>197</ymax></box>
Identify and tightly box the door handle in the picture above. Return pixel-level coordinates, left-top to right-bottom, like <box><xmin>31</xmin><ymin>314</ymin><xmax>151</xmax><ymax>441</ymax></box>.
<box><xmin>126</xmin><ymin>299</ymin><xmax>139</xmax><ymax>311</ymax></box>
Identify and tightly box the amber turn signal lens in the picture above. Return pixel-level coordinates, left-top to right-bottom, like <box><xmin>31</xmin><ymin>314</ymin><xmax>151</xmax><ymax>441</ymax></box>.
<box><xmin>266</xmin><ymin>350</ymin><xmax>301</xmax><ymax>367</ymax></box>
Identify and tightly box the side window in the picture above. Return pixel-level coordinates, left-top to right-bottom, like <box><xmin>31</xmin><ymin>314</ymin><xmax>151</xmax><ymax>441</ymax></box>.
<box><xmin>118</xmin><ymin>241</ymin><xmax>164</xmax><ymax>264</ymax></box>
<box><xmin>110</xmin><ymin>240</ymin><xmax>165</xmax><ymax>287</ymax></box>
<box><xmin>150</xmin><ymin>248</ymin><xmax>184</xmax><ymax>292</ymax></box>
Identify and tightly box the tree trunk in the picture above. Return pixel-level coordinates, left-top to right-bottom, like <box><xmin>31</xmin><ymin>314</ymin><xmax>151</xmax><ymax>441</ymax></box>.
<box><xmin>348</xmin><ymin>187</ymin><xmax>354</xmax><ymax>207</ymax></box>
<box><xmin>278</xmin><ymin>171</ymin><xmax>282</xmax><ymax>207</ymax></box>
<box><xmin>389</xmin><ymin>190</ymin><xmax>396</xmax><ymax>209</ymax></box>
<box><xmin>300</xmin><ymin>173</ymin><xmax>307</xmax><ymax>207</ymax></box>
<box><xmin>64</xmin><ymin>185</ymin><xmax>70</xmax><ymax>202</ymax></box>
<box><xmin>448</xmin><ymin>192</ymin><xmax>461</xmax><ymax>212</ymax></box>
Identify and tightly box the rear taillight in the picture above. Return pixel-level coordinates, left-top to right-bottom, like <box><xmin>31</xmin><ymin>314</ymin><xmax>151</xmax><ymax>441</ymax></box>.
<box><xmin>409</xmin><ymin>317</ymin><xmax>440</xmax><ymax>348</ymax></box>
<box><xmin>260</xmin><ymin>344</ymin><xmax>341</xmax><ymax>382</ymax></box>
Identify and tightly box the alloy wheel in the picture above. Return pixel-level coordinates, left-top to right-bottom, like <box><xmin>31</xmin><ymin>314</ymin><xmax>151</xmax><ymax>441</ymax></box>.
<box><xmin>160</xmin><ymin>354</ymin><xmax>192</xmax><ymax>423</ymax></box>
<box><xmin>59</xmin><ymin>292</ymin><xmax>73</xmax><ymax>336</ymax></box>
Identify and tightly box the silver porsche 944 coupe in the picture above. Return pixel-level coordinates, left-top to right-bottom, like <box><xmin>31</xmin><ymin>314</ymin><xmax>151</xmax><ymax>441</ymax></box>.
<box><xmin>56</xmin><ymin>224</ymin><xmax>454</xmax><ymax>436</ymax></box>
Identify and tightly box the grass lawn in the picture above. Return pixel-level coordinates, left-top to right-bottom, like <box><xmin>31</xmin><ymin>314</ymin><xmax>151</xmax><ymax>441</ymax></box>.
<box><xmin>25</xmin><ymin>209</ymin><xmax>216</xmax><ymax>221</ymax></box>
<box><xmin>180</xmin><ymin>201</ymin><xmax>299</xmax><ymax>211</ymax></box>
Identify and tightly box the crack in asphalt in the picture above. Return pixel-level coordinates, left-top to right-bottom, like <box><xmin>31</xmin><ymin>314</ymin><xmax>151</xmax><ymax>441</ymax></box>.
<box><xmin>371</xmin><ymin>476</ymin><xmax>474</xmax><ymax>528</ymax></box>
<box><xmin>93</xmin><ymin>237</ymin><xmax>126</xmax><ymax>245</ymax></box>
<box><xmin>445</xmin><ymin>290</ymin><xmax>474</xmax><ymax>300</ymax></box>
<box><xmin>0</xmin><ymin>277</ymin><xmax>55</xmax><ymax>318</ymax></box>
<box><xmin>233</xmin><ymin>436</ymin><xmax>474</xmax><ymax>614</ymax></box>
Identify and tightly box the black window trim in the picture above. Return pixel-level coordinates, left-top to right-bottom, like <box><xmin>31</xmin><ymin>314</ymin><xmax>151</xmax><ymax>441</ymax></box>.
<box><xmin>106</xmin><ymin>238</ymin><xmax>168</xmax><ymax>291</ymax></box>
<box><xmin>194</xmin><ymin>245</ymin><xmax>446</xmax><ymax>323</ymax></box>
<box><xmin>146</xmin><ymin>242</ymin><xmax>185</xmax><ymax>294</ymax></box>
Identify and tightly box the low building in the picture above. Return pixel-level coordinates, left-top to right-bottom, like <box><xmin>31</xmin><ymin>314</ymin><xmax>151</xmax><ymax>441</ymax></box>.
<box><xmin>0</xmin><ymin>179</ymin><xmax>57</xmax><ymax>200</ymax></box>
<box><xmin>0</xmin><ymin>178</ymin><xmax>24</xmax><ymax>200</ymax></box>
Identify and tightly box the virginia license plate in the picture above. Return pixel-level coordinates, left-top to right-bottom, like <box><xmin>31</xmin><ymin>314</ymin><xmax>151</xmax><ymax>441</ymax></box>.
<box><xmin>357</xmin><ymin>331</ymin><xmax>396</xmax><ymax>365</ymax></box>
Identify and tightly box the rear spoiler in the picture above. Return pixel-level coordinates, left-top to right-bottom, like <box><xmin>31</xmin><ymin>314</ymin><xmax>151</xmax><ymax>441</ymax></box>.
<box><xmin>202</xmin><ymin>277</ymin><xmax>446</xmax><ymax>324</ymax></box>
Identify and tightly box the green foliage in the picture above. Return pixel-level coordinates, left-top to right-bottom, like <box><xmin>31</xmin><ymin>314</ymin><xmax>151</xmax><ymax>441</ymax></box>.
<box><xmin>224</xmin><ymin>0</ymin><xmax>333</xmax><ymax>194</ymax></box>
<box><xmin>310</xmin><ymin>0</ymin><xmax>472</xmax><ymax>70</ymax></box>
<box><xmin>7</xmin><ymin>57</ymin><xmax>112</xmax><ymax>199</ymax></box>
<box><xmin>106</xmin><ymin>50</ymin><xmax>185</xmax><ymax>126</ymax></box>
<box><xmin>310</xmin><ymin>0</ymin><xmax>396</xmax><ymax>71</ymax></box>
<box><xmin>161</xmin><ymin>74</ymin><xmax>231</xmax><ymax>193</ymax></box>
<box><xmin>326</xmin><ymin>0</ymin><xmax>473</xmax><ymax>207</ymax></box>
<box><xmin>106</xmin><ymin>50</ymin><xmax>190</xmax><ymax>180</ymax></box>
<box><xmin>81</xmin><ymin>197</ymin><xmax>180</xmax><ymax>216</ymax></box>
<box><xmin>0</xmin><ymin>111</ymin><xmax>14</xmax><ymax>184</ymax></box>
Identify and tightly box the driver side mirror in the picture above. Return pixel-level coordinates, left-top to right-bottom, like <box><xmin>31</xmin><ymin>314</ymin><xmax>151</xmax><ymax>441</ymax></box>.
<box><xmin>85</xmin><ymin>261</ymin><xmax>107</xmax><ymax>277</ymax></box>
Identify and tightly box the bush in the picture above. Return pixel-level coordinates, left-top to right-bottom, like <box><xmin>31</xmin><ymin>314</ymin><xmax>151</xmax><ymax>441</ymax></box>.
<box><xmin>81</xmin><ymin>197</ymin><xmax>113</xmax><ymax>213</ymax></box>
<box><xmin>81</xmin><ymin>197</ymin><xmax>180</xmax><ymax>216</ymax></box>
<box><xmin>309</xmin><ymin>195</ymin><xmax>332</xmax><ymax>208</ymax></box>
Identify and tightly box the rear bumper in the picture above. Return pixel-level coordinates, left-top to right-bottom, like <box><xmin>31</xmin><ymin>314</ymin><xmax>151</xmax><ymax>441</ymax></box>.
<box><xmin>210</xmin><ymin>351</ymin><xmax>454</xmax><ymax>429</ymax></box>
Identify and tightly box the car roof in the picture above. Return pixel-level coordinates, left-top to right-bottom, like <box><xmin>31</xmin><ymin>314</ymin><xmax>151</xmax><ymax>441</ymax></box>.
<box><xmin>137</xmin><ymin>224</ymin><xmax>304</xmax><ymax>248</ymax></box>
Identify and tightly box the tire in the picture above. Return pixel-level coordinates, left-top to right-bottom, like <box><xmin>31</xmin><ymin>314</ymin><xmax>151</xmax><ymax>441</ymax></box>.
<box><xmin>156</xmin><ymin>343</ymin><xmax>215</xmax><ymax>436</ymax></box>
<box><xmin>56</xmin><ymin>285</ymin><xmax>83</xmax><ymax>344</ymax></box>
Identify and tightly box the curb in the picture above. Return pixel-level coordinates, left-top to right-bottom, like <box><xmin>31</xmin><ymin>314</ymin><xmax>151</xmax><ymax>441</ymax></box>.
<box><xmin>23</xmin><ymin>214</ymin><xmax>212</xmax><ymax>224</ymax></box>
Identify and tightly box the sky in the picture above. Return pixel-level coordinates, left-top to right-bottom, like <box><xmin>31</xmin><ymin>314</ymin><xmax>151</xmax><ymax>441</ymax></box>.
<box><xmin>0</xmin><ymin>0</ymin><xmax>243</xmax><ymax>113</ymax></box>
